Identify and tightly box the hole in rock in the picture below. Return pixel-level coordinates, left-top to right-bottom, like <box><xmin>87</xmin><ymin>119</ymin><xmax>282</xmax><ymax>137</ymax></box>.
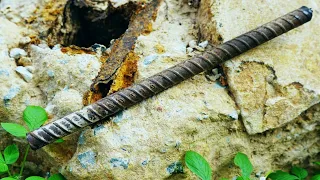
<box><xmin>65</xmin><ymin>1</ymin><xmax>139</xmax><ymax>47</ymax></box>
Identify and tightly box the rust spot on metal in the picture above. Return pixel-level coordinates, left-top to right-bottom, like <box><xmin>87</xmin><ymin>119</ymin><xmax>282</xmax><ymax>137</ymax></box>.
<box><xmin>109</xmin><ymin>51</ymin><xmax>139</xmax><ymax>94</ymax></box>
<box><xmin>87</xmin><ymin>0</ymin><xmax>162</xmax><ymax>103</ymax></box>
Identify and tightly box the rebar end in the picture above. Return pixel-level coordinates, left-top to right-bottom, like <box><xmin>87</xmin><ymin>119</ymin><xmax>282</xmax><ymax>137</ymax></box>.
<box><xmin>27</xmin><ymin>133</ymin><xmax>48</xmax><ymax>150</ymax></box>
<box><xmin>300</xmin><ymin>6</ymin><xmax>313</xmax><ymax>20</ymax></box>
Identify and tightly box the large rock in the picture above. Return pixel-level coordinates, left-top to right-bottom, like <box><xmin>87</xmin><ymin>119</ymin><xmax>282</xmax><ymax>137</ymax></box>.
<box><xmin>198</xmin><ymin>0</ymin><xmax>320</xmax><ymax>134</ymax></box>
<box><xmin>0</xmin><ymin>0</ymin><xmax>319</xmax><ymax>179</ymax></box>
<box><xmin>61</xmin><ymin>0</ymin><xmax>320</xmax><ymax>180</ymax></box>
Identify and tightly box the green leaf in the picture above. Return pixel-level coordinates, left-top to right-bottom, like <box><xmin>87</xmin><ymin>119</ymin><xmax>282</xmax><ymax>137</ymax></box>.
<box><xmin>1</xmin><ymin>177</ymin><xmax>17</xmax><ymax>180</ymax></box>
<box><xmin>4</xmin><ymin>144</ymin><xmax>19</xmax><ymax>164</ymax></box>
<box><xmin>23</xmin><ymin>106</ymin><xmax>48</xmax><ymax>131</ymax></box>
<box><xmin>1</xmin><ymin>123</ymin><xmax>28</xmax><ymax>138</ymax></box>
<box><xmin>311</xmin><ymin>175</ymin><xmax>320</xmax><ymax>180</ymax></box>
<box><xmin>268</xmin><ymin>170</ymin><xmax>299</xmax><ymax>180</ymax></box>
<box><xmin>54</xmin><ymin>139</ymin><xmax>64</xmax><ymax>143</ymax></box>
<box><xmin>0</xmin><ymin>163</ymin><xmax>8</xmax><ymax>173</ymax></box>
<box><xmin>25</xmin><ymin>177</ymin><xmax>45</xmax><ymax>180</ymax></box>
<box><xmin>185</xmin><ymin>151</ymin><xmax>212</xmax><ymax>180</ymax></box>
<box><xmin>0</xmin><ymin>153</ymin><xmax>4</xmax><ymax>164</ymax></box>
<box><xmin>234</xmin><ymin>152</ymin><xmax>253</xmax><ymax>178</ymax></box>
<box><xmin>236</xmin><ymin>177</ymin><xmax>250</xmax><ymax>180</ymax></box>
<box><xmin>220</xmin><ymin>178</ymin><xmax>229</xmax><ymax>180</ymax></box>
<box><xmin>291</xmin><ymin>166</ymin><xmax>308</xmax><ymax>179</ymax></box>
<box><xmin>48</xmin><ymin>173</ymin><xmax>66</xmax><ymax>180</ymax></box>
<box><xmin>314</xmin><ymin>162</ymin><xmax>320</xmax><ymax>166</ymax></box>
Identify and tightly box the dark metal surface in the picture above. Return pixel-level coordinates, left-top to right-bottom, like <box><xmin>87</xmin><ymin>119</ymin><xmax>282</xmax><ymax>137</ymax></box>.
<box><xmin>27</xmin><ymin>6</ymin><xmax>313</xmax><ymax>150</ymax></box>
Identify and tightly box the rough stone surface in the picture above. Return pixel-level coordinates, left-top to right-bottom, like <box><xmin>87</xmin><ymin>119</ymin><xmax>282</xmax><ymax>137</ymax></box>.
<box><xmin>61</xmin><ymin>0</ymin><xmax>319</xmax><ymax>180</ymax></box>
<box><xmin>30</xmin><ymin>45</ymin><xmax>101</xmax><ymax>100</ymax></box>
<box><xmin>198</xmin><ymin>0</ymin><xmax>320</xmax><ymax>134</ymax></box>
<box><xmin>0</xmin><ymin>0</ymin><xmax>319</xmax><ymax>179</ymax></box>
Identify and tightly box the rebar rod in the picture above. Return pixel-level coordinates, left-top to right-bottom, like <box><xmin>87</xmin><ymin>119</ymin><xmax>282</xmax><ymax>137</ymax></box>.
<box><xmin>27</xmin><ymin>6</ymin><xmax>313</xmax><ymax>150</ymax></box>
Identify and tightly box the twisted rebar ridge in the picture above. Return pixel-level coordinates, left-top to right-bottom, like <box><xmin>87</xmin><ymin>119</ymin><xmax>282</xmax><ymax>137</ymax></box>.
<box><xmin>27</xmin><ymin>6</ymin><xmax>313</xmax><ymax>150</ymax></box>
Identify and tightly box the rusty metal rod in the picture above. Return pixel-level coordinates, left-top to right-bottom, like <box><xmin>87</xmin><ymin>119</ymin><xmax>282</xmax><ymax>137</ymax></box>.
<box><xmin>27</xmin><ymin>6</ymin><xmax>313</xmax><ymax>150</ymax></box>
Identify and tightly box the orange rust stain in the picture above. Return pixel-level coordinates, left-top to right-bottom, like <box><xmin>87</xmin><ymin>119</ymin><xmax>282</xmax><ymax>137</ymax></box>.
<box><xmin>29</xmin><ymin>35</ymin><xmax>40</xmax><ymax>45</ymax></box>
<box><xmin>41</xmin><ymin>1</ymin><xmax>65</xmax><ymax>22</ymax></box>
<box><xmin>154</xmin><ymin>44</ymin><xmax>165</xmax><ymax>54</ymax></box>
<box><xmin>142</xmin><ymin>22</ymin><xmax>153</xmax><ymax>35</ymax></box>
<box><xmin>83</xmin><ymin>90</ymin><xmax>104</xmax><ymax>106</ymax></box>
<box><xmin>60</xmin><ymin>46</ymin><xmax>96</xmax><ymax>55</ymax></box>
<box><xmin>109</xmin><ymin>52</ymin><xmax>139</xmax><ymax>94</ymax></box>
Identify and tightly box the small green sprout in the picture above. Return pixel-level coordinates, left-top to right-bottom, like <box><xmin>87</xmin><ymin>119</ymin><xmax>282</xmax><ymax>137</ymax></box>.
<box><xmin>0</xmin><ymin>105</ymin><xmax>65</xmax><ymax>180</ymax></box>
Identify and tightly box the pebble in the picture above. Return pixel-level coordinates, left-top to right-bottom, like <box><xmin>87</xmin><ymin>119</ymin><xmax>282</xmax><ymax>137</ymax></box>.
<box><xmin>3</xmin><ymin>85</ymin><xmax>21</xmax><ymax>105</ymax></box>
<box><xmin>143</xmin><ymin>54</ymin><xmax>158</xmax><ymax>65</ymax></box>
<box><xmin>186</xmin><ymin>47</ymin><xmax>193</xmax><ymax>54</ymax></box>
<box><xmin>15</xmin><ymin>66</ymin><xmax>33</xmax><ymax>82</ymax></box>
<box><xmin>19</xmin><ymin>36</ymin><xmax>31</xmax><ymax>45</ymax></box>
<box><xmin>198</xmin><ymin>40</ymin><xmax>208</xmax><ymax>48</ymax></box>
<box><xmin>9</xmin><ymin>48</ymin><xmax>27</xmax><ymax>60</ymax></box>
<box><xmin>188</xmin><ymin>40</ymin><xmax>197</xmax><ymax>48</ymax></box>
<box><xmin>17</xmin><ymin>57</ymin><xmax>32</xmax><ymax>66</ymax></box>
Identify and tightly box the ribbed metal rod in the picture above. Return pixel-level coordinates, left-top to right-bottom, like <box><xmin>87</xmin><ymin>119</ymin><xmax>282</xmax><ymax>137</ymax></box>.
<box><xmin>27</xmin><ymin>6</ymin><xmax>313</xmax><ymax>150</ymax></box>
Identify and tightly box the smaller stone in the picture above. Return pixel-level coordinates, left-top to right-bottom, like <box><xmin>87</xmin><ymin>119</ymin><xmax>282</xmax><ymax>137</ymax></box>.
<box><xmin>228</xmin><ymin>110</ymin><xmax>239</xmax><ymax>120</ymax></box>
<box><xmin>198</xmin><ymin>40</ymin><xmax>208</xmax><ymax>48</ymax></box>
<box><xmin>109</xmin><ymin>158</ymin><xmax>129</xmax><ymax>169</ymax></box>
<box><xmin>47</xmin><ymin>70</ymin><xmax>55</xmax><ymax>78</ymax></box>
<box><xmin>9</xmin><ymin>48</ymin><xmax>27</xmax><ymax>60</ymax></box>
<box><xmin>188</xmin><ymin>40</ymin><xmax>197</xmax><ymax>48</ymax></box>
<box><xmin>19</xmin><ymin>36</ymin><xmax>31</xmax><ymax>45</ymax></box>
<box><xmin>212</xmin><ymin>68</ymin><xmax>219</xmax><ymax>75</ymax></box>
<box><xmin>186</xmin><ymin>47</ymin><xmax>193</xmax><ymax>54</ymax></box>
<box><xmin>166</xmin><ymin>162</ymin><xmax>183</xmax><ymax>175</ymax></box>
<box><xmin>193</xmin><ymin>46</ymin><xmax>205</xmax><ymax>52</ymax></box>
<box><xmin>15</xmin><ymin>66</ymin><xmax>33</xmax><ymax>82</ymax></box>
<box><xmin>143</xmin><ymin>55</ymin><xmax>158</xmax><ymax>65</ymax></box>
<box><xmin>3</xmin><ymin>85</ymin><xmax>21</xmax><ymax>105</ymax></box>
<box><xmin>77</xmin><ymin>151</ymin><xmax>96</xmax><ymax>169</ymax></box>
<box><xmin>17</xmin><ymin>57</ymin><xmax>32</xmax><ymax>66</ymax></box>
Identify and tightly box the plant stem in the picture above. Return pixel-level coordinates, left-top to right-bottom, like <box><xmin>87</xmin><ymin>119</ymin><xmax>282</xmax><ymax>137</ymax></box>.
<box><xmin>7</xmin><ymin>167</ymin><xmax>12</xmax><ymax>177</ymax></box>
<box><xmin>19</xmin><ymin>144</ymin><xmax>30</xmax><ymax>176</ymax></box>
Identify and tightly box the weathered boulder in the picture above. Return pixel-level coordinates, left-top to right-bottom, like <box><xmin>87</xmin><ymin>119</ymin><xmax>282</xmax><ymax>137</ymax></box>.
<box><xmin>61</xmin><ymin>0</ymin><xmax>320</xmax><ymax>180</ymax></box>
<box><xmin>198</xmin><ymin>0</ymin><xmax>320</xmax><ymax>134</ymax></box>
<box><xmin>0</xmin><ymin>0</ymin><xmax>319</xmax><ymax>179</ymax></box>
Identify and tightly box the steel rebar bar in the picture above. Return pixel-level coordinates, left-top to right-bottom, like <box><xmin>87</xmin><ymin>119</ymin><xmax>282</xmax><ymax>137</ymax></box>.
<box><xmin>27</xmin><ymin>6</ymin><xmax>313</xmax><ymax>150</ymax></box>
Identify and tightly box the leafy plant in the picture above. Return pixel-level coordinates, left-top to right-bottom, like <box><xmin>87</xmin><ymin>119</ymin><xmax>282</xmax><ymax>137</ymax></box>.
<box><xmin>268</xmin><ymin>165</ymin><xmax>320</xmax><ymax>180</ymax></box>
<box><xmin>0</xmin><ymin>106</ymin><xmax>65</xmax><ymax>180</ymax></box>
<box><xmin>185</xmin><ymin>151</ymin><xmax>212</xmax><ymax>180</ymax></box>
<box><xmin>184</xmin><ymin>151</ymin><xmax>320</xmax><ymax>180</ymax></box>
